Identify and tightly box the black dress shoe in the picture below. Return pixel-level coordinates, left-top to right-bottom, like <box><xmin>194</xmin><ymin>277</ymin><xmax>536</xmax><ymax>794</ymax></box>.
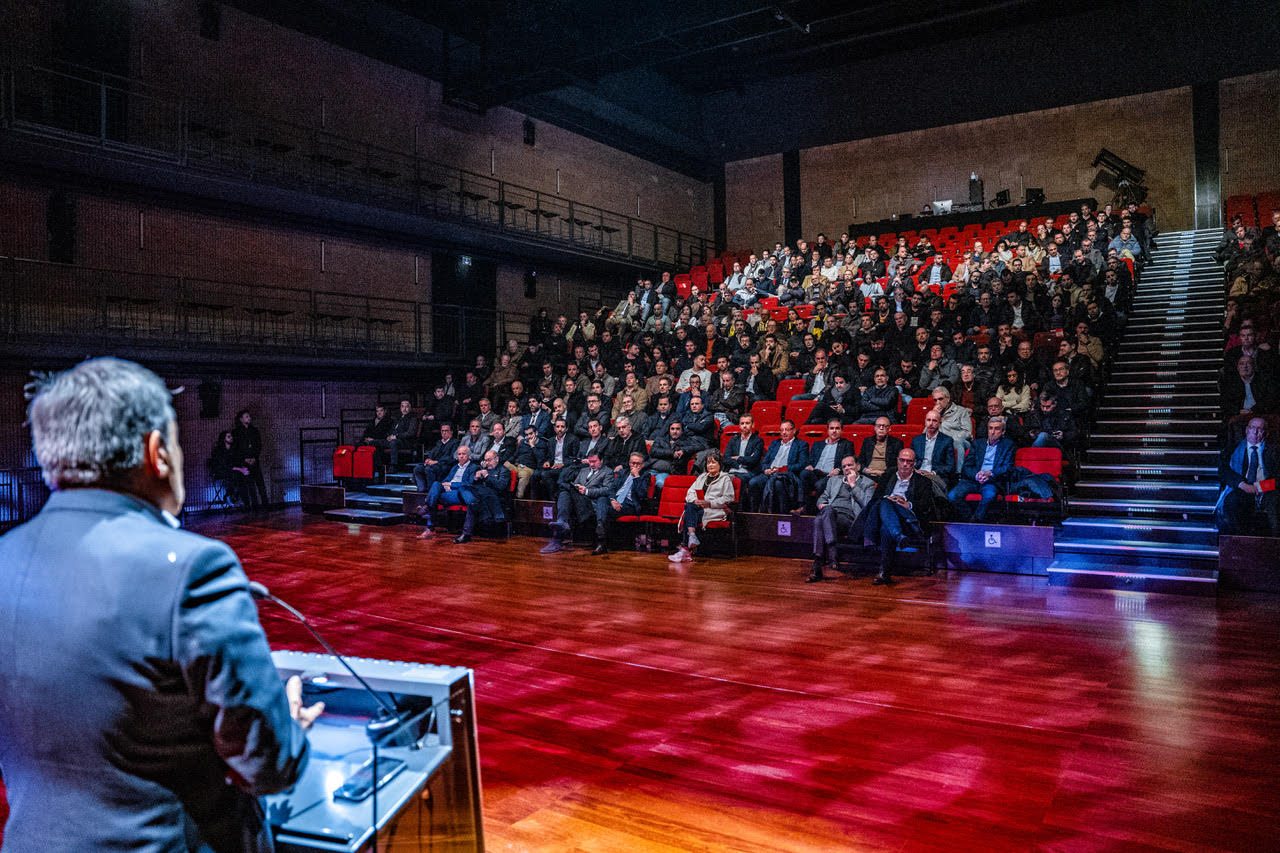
<box><xmin>805</xmin><ymin>569</ymin><xmax>824</xmax><ymax>583</ymax></box>
<box><xmin>453</xmin><ymin>533</ymin><xmax>472</xmax><ymax>544</ymax></box>
<box><xmin>591</xmin><ymin>544</ymin><xmax>608</xmax><ymax>556</ymax></box>
<box><xmin>873</xmin><ymin>571</ymin><xmax>892</xmax><ymax>585</ymax></box>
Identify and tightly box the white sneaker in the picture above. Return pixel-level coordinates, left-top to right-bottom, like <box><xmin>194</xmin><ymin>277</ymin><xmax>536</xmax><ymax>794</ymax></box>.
<box><xmin>668</xmin><ymin>547</ymin><xmax>692</xmax><ymax>563</ymax></box>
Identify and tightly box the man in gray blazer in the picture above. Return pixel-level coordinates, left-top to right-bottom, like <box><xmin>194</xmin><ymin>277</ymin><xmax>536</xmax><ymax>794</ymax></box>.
<box><xmin>0</xmin><ymin>358</ymin><xmax>321</xmax><ymax>853</ymax></box>
<box><xmin>808</xmin><ymin>456</ymin><xmax>877</xmax><ymax>582</ymax></box>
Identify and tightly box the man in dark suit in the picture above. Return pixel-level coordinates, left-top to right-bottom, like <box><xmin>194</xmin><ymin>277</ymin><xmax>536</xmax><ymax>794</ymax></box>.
<box><xmin>809</xmin><ymin>456</ymin><xmax>878</xmax><ymax>582</ymax></box>
<box><xmin>541</xmin><ymin>451</ymin><xmax>617</xmax><ymax>555</ymax></box>
<box><xmin>412</xmin><ymin>422</ymin><xmax>460</xmax><ymax>491</ymax></box>
<box><xmin>747</xmin><ymin>419</ymin><xmax>810</xmax><ymax>512</ymax></box>
<box><xmin>863</xmin><ymin>447</ymin><xmax>938</xmax><ymax>585</ymax></box>
<box><xmin>604</xmin><ymin>415</ymin><xmax>648</xmax><ymax>472</ymax></box>
<box><xmin>521</xmin><ymin>395</ymin><xmax>553</xmax><ymax>439</ymax></box>
<box><xmin>1217</xmin><ymin>417</ymin><xmax>1279</xmax><ymax>536</ymax></box>
<box><xmin>536</xmin><ymin>418</ymin><xmax>579</xmax><ymax>497</ymax></box>
<box><xmin>605</xmin><ymin>452</ymin><xmax>654</xmax><ymax>529</ymax></box>
<box><xmin>0</xmin><ymin>357</ymin><xmax>318</xmax><ymax>852</ymax></box>
<box><xmin>723</xmin><ymin>413</ymin><xmax>766</xmax><ymax>480</ymax></box>
<box><xmin>419</xmin><ymin>443</ymin><xmax>480</xmax><ymax>535</ymax></box>
<box><xmin>1220</xmin><ymin>355</ymin><xmax>1279</xmax><ymax>421</ymax></box>
<box><xmin>807</xmin><ymin>374</ymin><xmax>861</xmax><ymax>425</ymax></box>
<box><xmin>800</xmin><ymin>419</ymin><xmax>856</xmax><ymax>511</ymax></box>
<box><xmin>385</xmin><ymin>398</ymin><xmax>419</xmax><ymax>467</ymax></box>
<box><xmin>911</xmin><ymin>409</ymin><xmax>958</xmax><ymax>498</ymax></box>
<box><xmin>948</xmin><ymin>417</ymin><xmax>1018</xmax><ymax>520</ymax></box>
<box><xmin>742</xmin><ymin>352</ymin><xmax>777</xmax><ymax>405</ymax></box>
<box><xmin>451</xmin><ymin>447</ymin><xmax>512</xmax><ymax>543</ymax></box>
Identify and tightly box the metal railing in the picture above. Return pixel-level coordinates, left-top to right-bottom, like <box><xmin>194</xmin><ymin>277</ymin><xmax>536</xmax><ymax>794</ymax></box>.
<box><xmin>0</xmin><ymin>467</ymin><xmax>49</xmax><ymax>533</ymax></box>
<box><xmin>1</xmin><ymin>255</ymin><xmax>527</xmax><ymax>359</ymax></box>
<box><xmin>1</xmin><ymin>65</ymin><xmax>713</xmax><ymax>269</ymax></box>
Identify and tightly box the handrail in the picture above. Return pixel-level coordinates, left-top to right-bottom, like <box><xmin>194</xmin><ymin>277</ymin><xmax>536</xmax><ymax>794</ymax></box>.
<box><xmin>4</xmin><ymin>64</ymin><xmax>713</xmax><ymax>269</ymax></box>
<box><xmin>0</xmin><ymin>254</ymin><xmax>530</xmax><ymax>360</ymax></box>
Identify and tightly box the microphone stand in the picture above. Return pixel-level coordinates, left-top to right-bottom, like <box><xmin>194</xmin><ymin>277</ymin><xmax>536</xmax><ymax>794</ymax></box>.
<box><xmin>249</xmin><ymin>580</ymin><xmax>400</xmax><ymax>853</ymax></box>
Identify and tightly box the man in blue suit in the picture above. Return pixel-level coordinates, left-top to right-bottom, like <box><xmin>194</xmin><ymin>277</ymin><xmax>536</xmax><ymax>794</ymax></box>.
<box><xmin>747</xmin><ymin>419</ymin><xmax>810</xmax><ymax>512</ymax></box>
<box><xmin>0</xmin><ymin>357</ymin><xmax>319</xmax><ymax>853</ymax></box>
<box><xmin>911</xmin><ymin>409</ymin><xmax>958</xmax><ymax>499</ymax></box>
<box><xmin>800</xmin><ymin>419</ymin><xmax>856</xmax><ymax>511</ymax></box>
<box><xmin>419</xmin><ymin>443</ymin><xmax>479</xmax><ymax>535</ymax></box>
<box><xmin>948</xmin><ymin>416</ymin><xmax>1017</xmax><ymax>520</ymax></box>
<box><xmin>1217</xmin><ymin>417</ymin><xmax>1279</xmax><ymax>535</ymax></box>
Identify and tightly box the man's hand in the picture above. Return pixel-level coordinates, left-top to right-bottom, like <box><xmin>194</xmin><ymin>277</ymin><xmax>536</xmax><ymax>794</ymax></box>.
<box><xmin>442</xmin><ymin>482</ymin><xmax>453</xmax><ymax>491</ymax></box>
<box><xmin>576</xmin><ymin>483</ymin><xmax>588</xmax><ymax>494</ymax></box>
<box><xmin>887</xmin><ymin>494</ymin><xmax>910</xmax><ymax>508</ymax></box>
<box><xmin>610</xmin><ymin>499</ymin><xmax>623</xmax><ymax>511</ymax></box>
<box><xmin>976</xmin><ymin>470</ymin><xmax>991</xmax><ymax>484</ymax></box>
<box><xmin>285</xmin><ymin>675</ymin><xmax>324</xmax><ymax>730</ymax></box>
<box><xmin>1239</xmin><ymin>482</ymin><xmax>1261</xmax><ymax>495</ymax></box>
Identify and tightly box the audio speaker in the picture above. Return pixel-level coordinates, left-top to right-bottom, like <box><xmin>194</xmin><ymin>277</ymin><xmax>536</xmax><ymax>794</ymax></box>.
<box><xmin>198</xmin><ymin>381</ymin><xmax>222</xmax><ymax>419</ymax></box>
<box><xmin>968</xmin><ymin>178</ymin><xmax>984</xmax><ymax>206</ymax></box>
<box><xmin>523</xmin><ymin>268</ymin><xmax>537</xmax><ymax>298</ymax></box>
<box><xmin>523</xmin><ymin>118</ymin><xmax>535</xmax><ymax>146</ymax></box>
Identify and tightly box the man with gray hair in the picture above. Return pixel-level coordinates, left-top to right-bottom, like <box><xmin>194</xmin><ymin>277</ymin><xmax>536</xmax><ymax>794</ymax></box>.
<box><xmin>0</xmin><ymin>357</ymin><xmax>320</xmax><ymax>852</ymax></box>
<box><xmin>948</xmin><ymin>416</ymin><xmax>1018</xmax><ymax>521</ymax></box>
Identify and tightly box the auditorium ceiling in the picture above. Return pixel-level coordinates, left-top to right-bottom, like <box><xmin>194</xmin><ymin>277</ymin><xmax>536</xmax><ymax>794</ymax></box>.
<box><xmin>224</xmin><ymin>0</ymin><xmax>1280</xmax><ymax>179</ymax></box>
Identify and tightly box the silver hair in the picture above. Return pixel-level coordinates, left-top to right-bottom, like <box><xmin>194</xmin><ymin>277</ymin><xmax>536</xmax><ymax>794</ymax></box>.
<box><xmin>27</xmin><ymin>357</ymin><xmax>177</xmax><ymax>489</ymax></box>
<box><xmin>989</xmin><ymin>416</ymin><xmax>1007</xmax><ymax>428</ymax></box>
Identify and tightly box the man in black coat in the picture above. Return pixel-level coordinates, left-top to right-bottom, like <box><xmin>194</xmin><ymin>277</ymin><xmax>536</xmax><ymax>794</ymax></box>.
<box><xmin>231</xmin><ymin>409</ymin><xmax>269</xmax><ymax>509</ymax></box>
<box><xmin>862</xmin><ymin>447</ymin><xmax>937</xmax><ymax>585</ymax></box>
<box><xmin>856</xmin><ymin>416</ymin><xmax>904</xmax><ymax>483</ymax></box>
<box><xmin>413</xmin><ymin>422</ymin><xmax>461</xmax><ymax>491</ymax></box>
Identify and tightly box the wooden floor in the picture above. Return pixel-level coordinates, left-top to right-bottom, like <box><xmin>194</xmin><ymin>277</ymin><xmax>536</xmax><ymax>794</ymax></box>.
<box><xmin>6</xmin><ymin>509</ymin><xmax>1280</xmax><ymax>851</ymax></box>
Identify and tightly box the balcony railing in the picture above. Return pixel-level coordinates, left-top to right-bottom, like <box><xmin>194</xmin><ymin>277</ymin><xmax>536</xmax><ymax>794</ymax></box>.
<box><xmin>0</xmin><ymin>256</ymin><xmax>524</xmax><ymax>360</ymax></box>
<box><xmin>1</xmin><ymin>65</ymin><xmax>713</xmax><ymax>269</ymax></box>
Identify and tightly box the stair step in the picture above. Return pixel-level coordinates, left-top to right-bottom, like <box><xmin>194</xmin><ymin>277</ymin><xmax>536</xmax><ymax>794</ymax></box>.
<box><xmin>1079</xmin><ymin>463</ymin><xmax>1216</xmax><ymax>478</ymax></box>
<box><xmin>322</xmin><ymin>508</ymin><xmax>407</xmax><ymax>525</ymax></box>
<box><xmin>1054</xmin><ymin>538</ymin><xmax>1219</xmax><ymax>560</ymax></box>
<box><xmin>365</xmin><ymin>483</ymin><xmax>416</xmax><ymax>497</ymax></box>
<box><xmin>1087</xmin><ymin>434</ymin><xmax>1218</xmax><ymax>449</ymax></box>
<box><xmin>1073</xmin><ymin>480</ymin><xmax>1218</xmax><ymax>503</ymax></box>
<box><xmin>1066</xmin><ymin>497</ymin><xmax>1216</xmax><ymax>518</ymax></box>
<box><xmin>1109</xmin><ymin>369</ymin><xmax>1218</xmax><ymax>380</ymax></box>
<box><xmin>1107</xmin><ymin>380</ymin><xmax>1218</xmax><ymax>389</ymax></box>
<box><xmin>1060</xmin><ymin>516</ymin><xmax>1218</xmax><ymax>546</ymax></box>
<box><xmin>1110</xmin><ymin>359</ymin><xmax>1221</xmax><ymax>368</ymax></box>
<box><xmin>1096</xmin><ymin>405</ymin><xmax>1216</xmax><ymax>413</ymax></box>
<box><xmin>1046</xmin><ymin>563</ymin><xmax>1218</xmax><ymax>596</ymax></box>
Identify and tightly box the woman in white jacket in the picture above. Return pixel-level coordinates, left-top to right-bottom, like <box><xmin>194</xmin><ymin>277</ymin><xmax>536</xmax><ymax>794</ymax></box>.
<box><xmin>669</xmin><ymin>451</ymin><xmax>736</xmax><ymax>562</ymax></box>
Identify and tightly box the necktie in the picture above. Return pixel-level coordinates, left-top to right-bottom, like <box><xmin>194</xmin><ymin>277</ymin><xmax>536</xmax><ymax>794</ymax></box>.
<box><xmin>1246</xmin><ymin>446</ymin><xmax>1259</xmax><ymax>484</ymax></box>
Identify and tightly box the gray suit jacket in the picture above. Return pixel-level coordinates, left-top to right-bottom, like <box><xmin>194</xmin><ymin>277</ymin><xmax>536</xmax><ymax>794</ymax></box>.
<box><xmin>817</xmin><ymin>474</ymin><xmax>876</xmax><ymax>516</ymax></box>
<box><xmin>0</xmin><ymin>489</ymin><xmax>308</xmax><ymax>852</ymax></box>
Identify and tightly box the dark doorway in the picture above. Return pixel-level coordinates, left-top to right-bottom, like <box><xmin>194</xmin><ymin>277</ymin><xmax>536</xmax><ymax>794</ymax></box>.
<box><xmin>431</xmin><ymin>253</ymin><xmax>496</xmax><ymax>359</ymax></box>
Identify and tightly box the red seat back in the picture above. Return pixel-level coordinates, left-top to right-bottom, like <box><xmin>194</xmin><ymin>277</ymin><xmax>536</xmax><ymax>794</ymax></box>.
<box><xmin>352</xmin><ymin>445</ymin><xmax>376</xmax><ymax>479</ymax></box>
<box><xmin>841</xmin><ymin>425</ymin><xmax>874</xmax><ymax>454</ymax></box>
<box><xmin>775</xmin><ymin>378</ymin><xmax>806</xmax><ymax>403</ymax></box>
<box><xmin>1015</xmin><ymin>447</ymin><xmax>1062</xmax><ymax>478</ymax></box>
<box><xmin>750</xmin><ymin>401</ymin><xmax>783</xmax><ymax>429</ymax></box>
<box><xmin>333</xmin><ymin>446</ymin><xmax>354</xmax><ymax>479</ymax></box>
<box><xmin>796</xmin><ymin>425</ymin><xmax>826</xmax><ymax>443</ymax></box>
<box><xmin>656</xmin><ymin>475</ymin><xmax>697</xmax><ymax>520</ymax></box>
<box><xmin>786</xmin><ymin>400</ymin><xmax>819</xmax><ymax>425</ymax></box>
<box><xmin>905</xmin><ymin>397</ymin><xmax>934</xmax><ymax>426</ymax></box>
<box><xmin>889</xmin><ymin>425</ymin><xmax>918</xmax><ymax>445</ymax></box>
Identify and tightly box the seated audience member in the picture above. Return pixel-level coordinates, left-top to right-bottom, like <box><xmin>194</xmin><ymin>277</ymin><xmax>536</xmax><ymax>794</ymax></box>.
<box><xmin>573</xmin><ymin>394</ymin><xmax>612</xmax><ymax>440</ymax></box>
<box><xmin>612</xmin><ymin>393</ymin><xmax>648</xmax><ymax>439</ymax></box>
<box><xmin>856</xmin><ymin>417</ymin><xmax>903</xmax><ymax>483</ymax></box>
<box><xmin>360</xmin><ymin>404</ymin><xmax>395</xmax><ymax>460</ymax></box>
<box><xmin>977</xmin><ymin>395</ymin><xmax>1031</xmax><ymax>447</ymax></box>
<box><xmin>540</xmin><ymin>451</ymin><xmax>616</xmax><ymax>555</ymax></box>
<box><xmin>676</xmin><ymin>353</ymin><xmax>712</xmax><ymax>393</ymax></box>
<box><xmin>801</xmin><ymin>419</ymin><xmax>856</xmax><ymax>511</ymax></box>
<box><xmin>512</xmin><ymin>425</ymin><xmax>546</xmax><ymax>498</ymax></box>
<box><xmin>458</xmin><ymin>418</ymin><xmax>491</xmax><ymax>460</ymax></box>
<box><xmin>997</xmin><ymin>366</ymin><xmax>1033</xmax><ymax>414</ymax></box>
<box><xmin>645</xmin><ymin>395</ymin><xmax>679</xmax><ymax>441</ymax></box>
<box><xmin>381</xmin><ymin>399</ymin><xmax>418</xmax><ymax>467</ymax></box>
<box><xmin>522</xmin><ymin>395</ymin><xmax>553</xmax><ymax>438</ymax></box>
<box><xmin>488</xmin><ymin>421</ymin><xmax>518</xmax><ymax>470</ymax></box>
<box><xmin>808</xmin><ymin>456</ymin><xmax>877</xmax><ymax>582</ymax></box>
<box><xmin>954</xmin><ymin>364</ymin><xmax>988</xmax><ymax>412</ymax></box>
<box><xmin>1023</xmin><ymin>391</ymin><xmax>1079</xmax><ymax>452</ymax></box>
<box><xmin>724</xmin><ymin>414</ymin><xmax>765</xmax><ymax>480</ymax></box>
<box><xmin>1221</xmin><ymin>355</ymin><xmax>1278</xmax><ymax>420</ymax></box>
<box><xmin>1217</xmin><ymin>417</ymin><xmax>1279</xmax><ymax>536</ymax></box>
<box><xmin>605</xmin><ymin>416</ymin><xmax>647</xmax><ymax>471</ymax></box>
<box><xmin>475</xmin><ymin>397</ymin><xmax>500</xmax><ymax>433</ymax></box>
<box><xmin>574</xmin><ymin>418</ymin><xmax>614</xmax><ymax>476</ymax></box>
<box><xmin>708</xmin><ymin>370</ymin><xmax>746</xmax><ymax>428</ymax></box>
<box><xmin>606</xmin><ymin>452</ymin><xmax>654</xmax><ymax>535</ymax></box>
<box><xmin>919</xmin><ymin>343</ymin><xmax>959</xmax><ymax>393</ymax></box>
<box><xmin>413</xmin><ymin>423</ymin><xmax>460</xmax><ymax>491</ymax></box>
<box><xmin>747</xmin><ymin>420</ymin><xmax>809</xmax><ymax>512</ymax></box>
<box><xmin>948</xmin><ymin>417</ymin><xmax>1017</xmax><ymax>521</ymax></box>
<box><xmin>1224</xmin><ymin>322</ymin><xmax>1279</xmax><ymax>379</ymax></box>
<box><xmin>669</xmin><ymin>451</ymin><xmax>737</xmax><ymax>563</ymax></box>
<box><xmin>857</xmin><ymin>368</ymin><xmax>899</xmax><ymax>424</ymax></box>
<box><xmin>500</xmin><ymin>398</ymin><xmax>525</xmax><ymax>439</ymax></box>
<box><xmin>450</xmin><ymin>449</ymin><xmax>511</xmax><ymax>543</ymax></box>
<box><xmin>793</xmin><ymin>349</ymin><xmax>835</xmax><ymax>401</ymax></box>
<box><xmin>931</xmin><ymin>386</ymin><xmax>974</xmax><ymax>461</ymax></box>
<box><xmin>807</xmin><ymin>374</ymin><xmax>861</xmax><ymax>425</ymax></box>
<box><xmin>648</xmin><ymin>421</ymin><xmax>699</xmax><ymax>488</ymax></box>
<box><xmin>210</xmin><ymin>430</ymin><xmax>252</xmax><ymax>508</ymax></box>
<box><xmin>1048</xmin><ymin>359</ymin><xmax>1089</xmax><ymax>419</ymax></box>
<box><xmin>536</xmin><ymin>418</ymin><xmax>578</xmax><ymax>496</ymax></box>
<box><xmin>863</xmin><ymin>448</ymin><xmax>937</xmax><ymax>585</ymax></box>
<box><xmin>742</xmin><ymin>352</ymin><xmax>778</xmax><ymax>404</ymax></box>
<box><xmin>417</xmin><ymin>444</ymin><xmax>478</xmax><ymax>537</ymax></box>
<box><xmin>912</xmin><ymin>410</ymin><xmax>958</xmax><ymax>498</ymax></box>
<box><xmin>679</xmin><ymin>395</ymin><xmax>716</xmax><ymax>448</ymax></box>
<box><xmin>420</xmin><ymin>385</ymin><xmax>456</xmax><ymax>444</ymax></box>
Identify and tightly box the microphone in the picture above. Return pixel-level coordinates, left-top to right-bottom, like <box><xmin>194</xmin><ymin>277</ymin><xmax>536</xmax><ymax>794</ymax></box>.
<box><xmin>248</xmin><ymin>580</ymin><xmax>400</xmax><ymax>722</ymax></box>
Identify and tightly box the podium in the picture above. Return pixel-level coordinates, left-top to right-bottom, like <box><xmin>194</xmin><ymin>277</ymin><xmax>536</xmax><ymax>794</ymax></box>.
<box><xmin>265</xmin><ymin>651</ymin><xmax>483</xmax><ymax>852</ymax></box>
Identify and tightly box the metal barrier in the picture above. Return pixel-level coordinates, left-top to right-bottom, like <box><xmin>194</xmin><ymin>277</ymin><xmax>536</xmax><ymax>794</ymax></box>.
<box><xmin>0</xmin><ymin>467</ymin><xmax>49</xmax><ymax>533</ymax></box>
<box><xmin>3</xmin><ymin>64</ymin><xmax>713</xmax><ymax>269</ymax></box>
<box><xmin>0</xmin><ymin>255</ymin><xmax>525</xmax><ymax>359</ymax></box>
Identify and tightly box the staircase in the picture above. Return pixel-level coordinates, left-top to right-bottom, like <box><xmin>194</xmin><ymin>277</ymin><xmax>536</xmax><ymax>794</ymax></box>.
<box><xmin>323</xmin><ymin>471</ymin><xmax>413</xmax><ymax>525</ymax></box>
<box><xmin>1049</xmin><ymin>228</ymin><xmax>1224</xmax><ymax>595</ymax></box>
